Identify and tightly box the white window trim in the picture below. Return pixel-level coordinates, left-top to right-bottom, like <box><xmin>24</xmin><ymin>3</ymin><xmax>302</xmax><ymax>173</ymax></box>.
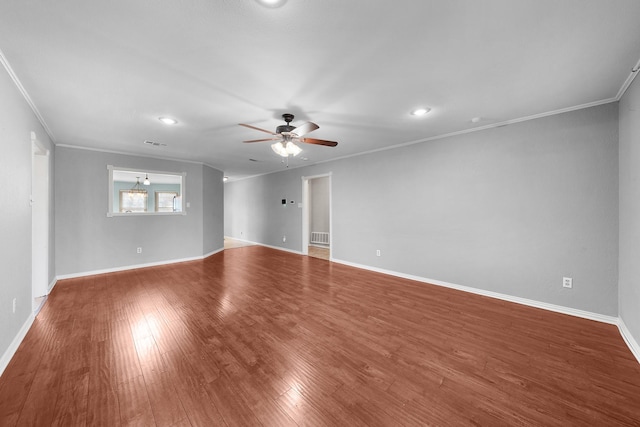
<box><xmin>107</xmin><ymin>165</ymin><xmax>187</xmax><ymax>217</ymax></box>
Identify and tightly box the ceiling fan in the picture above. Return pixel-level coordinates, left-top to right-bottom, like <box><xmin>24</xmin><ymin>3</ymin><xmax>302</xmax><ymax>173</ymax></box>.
<box><xmin>239</xmin><ymin>113</ymin><xmax>338</xmax><ymax>157</ymax></box>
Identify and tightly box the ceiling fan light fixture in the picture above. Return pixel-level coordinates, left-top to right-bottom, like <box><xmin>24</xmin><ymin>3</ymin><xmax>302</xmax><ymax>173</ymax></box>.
<box><xmin>285</xmin><ymin>141</ymin><xmax>302</xmax><ymax>156</ymax></box>
<box><xmin>243</xmin><ymin>113</ymin><xmax>337</xmax><ymax>157</ymax></box>
<box><xmin>271</xmin><ymin>141</ymin><xmax>288</xmax><ymax>157</ymax></box>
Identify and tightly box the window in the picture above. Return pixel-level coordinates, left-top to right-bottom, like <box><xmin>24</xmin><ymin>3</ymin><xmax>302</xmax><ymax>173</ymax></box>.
<box><xmin>155</xmin><ymin>191</ymin><xmax>178</xmax><ymax>212</ymax></box>
<box><xmin>120</xmin><ymin>189</ymin><xmax>148</xmax><ymax>212</ymax></box>
<box><xmin>107</xmin><ymin>165</ymin><xmax>186</xmax><ymax>217</ymax></box>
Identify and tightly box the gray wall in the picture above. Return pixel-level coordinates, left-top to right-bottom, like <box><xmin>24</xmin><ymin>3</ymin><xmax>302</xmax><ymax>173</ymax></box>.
<box><xmin>224</xmin><ymin>168</ymin><xmax>303</xmax><ymax>251</ymax></box>
<box><xmin>0</xmin><ymin>65</ymin><xmax>55</xmax><ymax>360</ymax></box>
<box><xmin>203</xmin><ymin>164</ymin><xmax>224</xmax><ymax>255</ymax></box>
<box><xmin>225</xmin><ymin>103</ymin><xmax>619</xmax><ymax>316</ymax></box>
<box><xmin>619</xmin><ymin>75</ymin><xmax>640</xmax><ymax>345</ymax></box>
<box><xmin>310</xmin><ymin>177</ymin><xmax>330</xmax><ymax>238</ymax></box>
<box><xmin>55</xmin><ymin>147</ymin><xmax>223</xmax><ymax>276</ymax></box>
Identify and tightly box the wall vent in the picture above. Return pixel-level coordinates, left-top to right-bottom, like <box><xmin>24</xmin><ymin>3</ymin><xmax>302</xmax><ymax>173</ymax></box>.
<box><xmin>144</xmin><ymin>140</ymin><xmax>167</xmax><ymax>147</ymax></box>
<box><xmin>311</xmin><ymin>231</ymin><xmax>329</xmax><ymax>245</ymax></box>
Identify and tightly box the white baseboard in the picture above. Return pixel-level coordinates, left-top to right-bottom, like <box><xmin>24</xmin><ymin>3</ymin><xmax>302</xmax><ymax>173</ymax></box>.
<box><xmin>224</xmin><ymin>245</ymin><xmax>620</xmax><ymax>328</ymax></box>
<box><xmin>617</xmin><ymin>319</ymin><xmax>640</xmax><ymax>364</ymax></box>
<box><xmin>331</xmin><ymin>258</ymin><xmax>620</xmax><ymax>326</ymax></box>
<box><xmin>224</xmin><ymin>236</ymin><xmax>256</xmax><ymax>246</ymax></box>
<box><xmin>56</xmin><ymin>249</ymin><xmax>224</xmax><ymax>281</ymax></box>
<box><xmin>33</xmin><ymin>296</ymin><xmax>47</xmax><ymax>315</ymax></box>
<box><xmin>224</xmin><ymin>236</ymin><xmax>248</xmax><ymax>245</ymax></box>
<box><xmin>224</xmin><ymin>236</ymin><xmax>303</xmax><ymax>255</ymax></box>
<box><xmin>48</xmin><ymin>277</ymin><xmax>57</xmax><ymax>292</ymax></box>
<box><xmin>0</xmin><ymin>313</ymin><xmax>35</xmax><ymax>378</ymax></box>
<box><xmin>3</xmin><ymin>277</ymin><xmax>57</xmax><ymax>377</ymax></box>
<box><xmin>257</xmin><ymin>242</ymin><xmax>303</xmax><ymax>255</ymax></box>
<box><xmin>332</xmin><ymin>258</ymin><xmax>640</xmax><ymax>363</ymax></box>
<box><xmin>8</xmin><ymin>246</ymin><xmax>637</xmax><ymax>374</ymax></box>
<box><xmin>203</xmin><ymin>247</ymin><xmax>224</xmax><ymax>259</ymax></box>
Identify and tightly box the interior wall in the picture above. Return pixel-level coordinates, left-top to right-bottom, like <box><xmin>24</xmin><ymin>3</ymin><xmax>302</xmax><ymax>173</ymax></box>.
<box><xmin>619</xmin><ymin>74</ymin><xmax>640</xmax><ymax>346</ymax></box>
<box><xmin>0</xmin><ymin>63</ymin><xmax>54</xmax><ymax>365</ymax></box>
<box><xmin>225</xmin><ymin>103</ymin><xmax>619</xmax><ymax>316</ymax></box>
<box><xmin>55</xmin><ymin>147</ymin><xmax>223</xmax><ymax>276</ymax></box>
<box><xmin>310</xmin><ymin>177</ymin><xmax>330</xmax><ymax>239</ymax></box>
<box><xmin>224</xmin><ymin>168</ymin><xmax>303</xmax><ymax>251</ymax></box>
<box><xmin>202</xmin><ymin>164</ymin><xmax>224</xmax><ymax>255</ymax></box>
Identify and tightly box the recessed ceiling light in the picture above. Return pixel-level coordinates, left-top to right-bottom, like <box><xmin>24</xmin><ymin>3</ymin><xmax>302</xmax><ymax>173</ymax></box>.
<box><xmin>158</xmin><ymin>117</ymin><xmax>178</xmax><ymax>125</ymax></box>
<box><xmin>255</xmin><ymin>0</ymin><xmax>287</xmax><ymax>7</ymax></box>
<box><xmin>410</xmin><ymin>108</ymin><xmax>431</xmax><ymax>116</ymax></box>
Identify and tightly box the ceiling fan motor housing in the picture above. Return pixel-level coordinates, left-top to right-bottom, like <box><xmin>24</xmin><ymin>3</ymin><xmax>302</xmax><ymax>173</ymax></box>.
<box><xmin>276</xmin><ymin>113</ymin><xmax>296</xmax><ymax>134</ymax></box>
<box><xmin>239</xmin><ymin>113</ymin><xmax>337</xmax><ymax>147</ymax></box>
<box><xmin>276</xmin><ymin>124</ymin><xmax>296</xmax><ymax>134</ymax></box>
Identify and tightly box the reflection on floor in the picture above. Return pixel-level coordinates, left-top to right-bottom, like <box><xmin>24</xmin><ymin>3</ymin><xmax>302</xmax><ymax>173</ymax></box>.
<box><xmin>225</xmin><ymin>238</ymin><xmax>329</xmax><ymax>260</ymax></box>
<box><xmin>308</xmin><ymin>245</ymin><xmax>330</xmax><ymax>260</ymax></box>
<box><xmin>224</xmin><ymin>237</ymin><xmax>255</xmax><ymax>249</ymax></box>
<box><xmin>33</xmin><ymin>296</ymin><xmax>47</xmax><ymax>315</ymax></box>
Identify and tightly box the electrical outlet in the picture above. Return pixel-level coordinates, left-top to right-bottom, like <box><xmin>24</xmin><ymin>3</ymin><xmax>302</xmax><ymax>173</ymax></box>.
<box><xmin>137</xmin><ymin>247</ymin><xmax>142</xmax><ymax>254</ymax></box>
<box><xmin>563</xmin><ymin>277</ymin><xmax>572</xmax><ymax>288</ymax></box>
<box><xmin>282</xmin><ymin>235</ymin><xmax>286</xmax><ymax>243</ymax></box>
<box><xmin>12</xmin><ymin>298</ymin><xmax>16</xmax><ymax>313</ymax></box>
<box><xmin>376</xmin><ymin>249</ymin><xmax>381</xmax><ymax>257</ymax></box>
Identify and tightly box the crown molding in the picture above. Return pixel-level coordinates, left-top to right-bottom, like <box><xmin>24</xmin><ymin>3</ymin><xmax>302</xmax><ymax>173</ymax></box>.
<box><xmin>4</xmin><ymin>43</ymin><xmax>639</xmax><ymax>185</ymax></box>
<box><xmin>0</xmin><ymin>49</ymin><xmax>56</xmax><ymax>143</ymax></box>
<box><xmin>616</xmin><ymin>57</ymin><xmax>640</xmax><ymax>100</ymax></box>
<box><xmin>55</xmin><ymin>143</ymin><xmax>221</xmax><ymax>172</ymax></box>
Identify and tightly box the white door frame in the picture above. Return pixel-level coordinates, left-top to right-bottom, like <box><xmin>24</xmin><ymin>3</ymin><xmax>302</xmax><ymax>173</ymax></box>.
<box><xmin>32</xmin><ymin>133</ymin><xmax>49</xmax><ymax>305</ymax></box>
<box><xmin>301</xmin><ymin>173</ymin><xmax>332</xmax><ymax>259</ymax></box>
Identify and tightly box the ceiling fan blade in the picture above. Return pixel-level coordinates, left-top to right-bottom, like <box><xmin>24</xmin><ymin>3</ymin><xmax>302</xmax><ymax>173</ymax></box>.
<box><xmin>243</xmin><ymin>138</ymin><xmax>280</xmax><ymax>143</ymax></box>
<box><xmin>291</xmin><ymin>122</ymin><xmax>319</xmax><ymax>137</ymax></box>
<box><xmin>300</xmin><ymin>137</ymin><xmax>338</xmax><ymax>147</ymax></box>
<box><xmin>239</xmin><ymin>123</ymin><xmax>277</xmax><ymax>135</ymax></box>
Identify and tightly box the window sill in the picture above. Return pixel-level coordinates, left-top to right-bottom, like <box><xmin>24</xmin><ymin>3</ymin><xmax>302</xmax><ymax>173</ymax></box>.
<box><xmin>107</xmin><ymin>211</ymin><xmax>187</xmax><ymax>217</ymax></box>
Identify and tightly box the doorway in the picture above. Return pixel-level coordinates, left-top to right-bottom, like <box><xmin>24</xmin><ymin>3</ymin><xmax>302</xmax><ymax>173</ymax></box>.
<box><xmin>32</xmin><ymin>134</ymin><xmax>49</xmax><ymax>313</ymax></box>
<box><xmin>302</xmin><ymin>174</ymin><xmax>331</xmax><ymax>260</ymax></box>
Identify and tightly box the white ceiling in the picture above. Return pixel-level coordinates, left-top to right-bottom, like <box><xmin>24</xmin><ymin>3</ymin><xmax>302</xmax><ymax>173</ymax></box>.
<box><xmin>2</xmin><ymin>0</ymin><xmax>640</xmax><ymax>180</ymax></box>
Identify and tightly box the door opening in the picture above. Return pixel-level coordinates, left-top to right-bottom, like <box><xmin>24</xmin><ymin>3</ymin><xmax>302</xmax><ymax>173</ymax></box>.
<box><xmin>302</xmin><ymin>174</ymin><xmax>331</xmax><ymax>260</ymax></box>
<box><xmin>32</xmin><ymin>134</ymin><xmax>49</xmax><ymax>313</ymax></box>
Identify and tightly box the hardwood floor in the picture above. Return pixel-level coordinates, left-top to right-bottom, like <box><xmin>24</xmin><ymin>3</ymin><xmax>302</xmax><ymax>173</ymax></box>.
<box><xmin>308</xmin><ymin>246</ymin><xmax>330</xmax><ymax>261</ymax></box>
<box><xmin>1</xmin><ymin>246</ymin><xmax>639</xmax><ymax>426</ymax></box>
<box><xmin>224</xmin><ymin>237</ymin><xmax>255</xmax><ymax>250</ymax></box>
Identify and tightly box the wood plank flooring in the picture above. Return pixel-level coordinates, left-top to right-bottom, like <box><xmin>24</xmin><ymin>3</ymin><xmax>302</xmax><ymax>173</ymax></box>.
<box><xmin>224</xmin><ymin>237</ymin><xmax>255</xmax><ymax>250</ymax></box>
<box><xmin>308</xmin><ymin>246</ymin><xmax>330</xmax><ymax>261</ymax></box>
<box><xmin>1</xmin><ymin>246</ymin><xmax>640</xmax><ymax>426</ymax></box>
